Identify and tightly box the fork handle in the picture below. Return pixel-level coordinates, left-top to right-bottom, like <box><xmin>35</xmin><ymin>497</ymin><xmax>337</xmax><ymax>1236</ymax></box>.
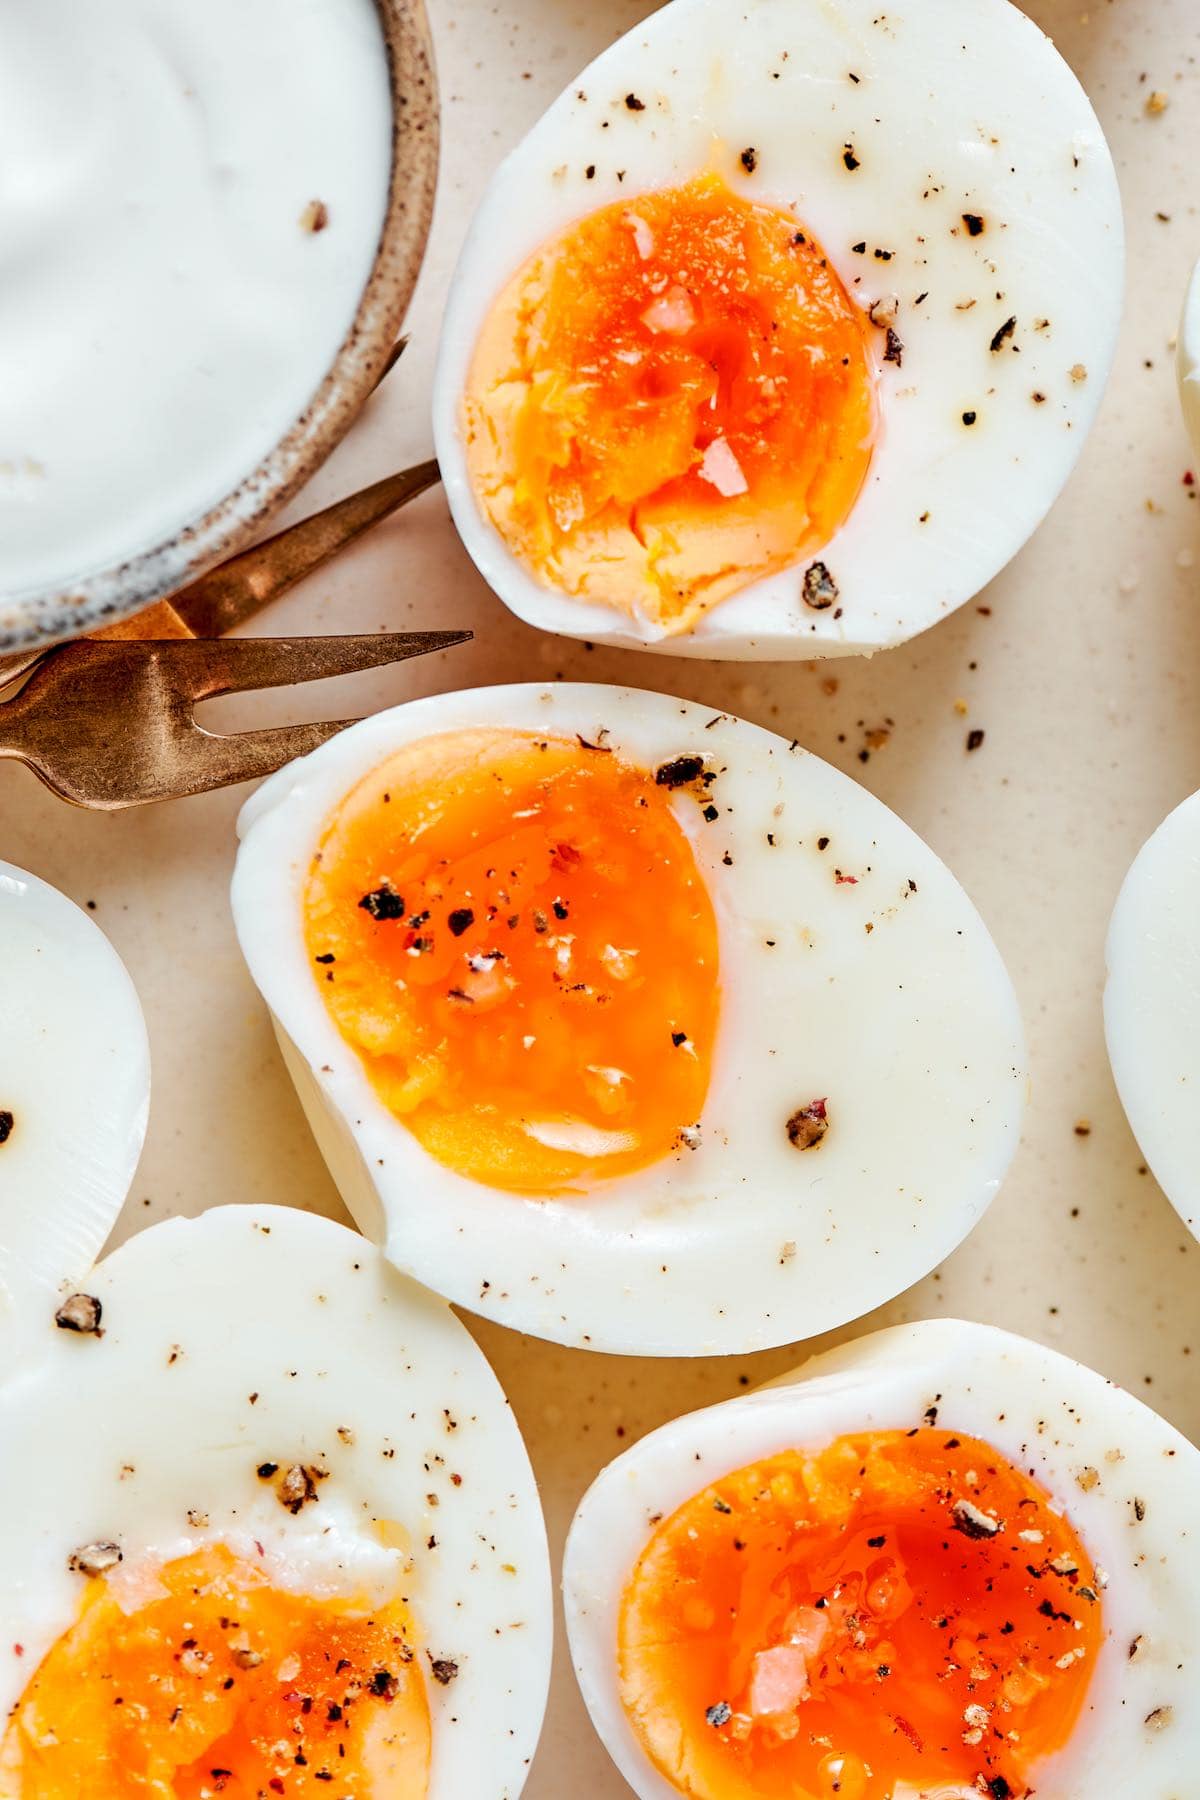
<box><xmin>0</xmin><ymin>596</ymin><xmax>191</xmax><ymax>694</ymax></box>
<box><xmin>168</xmin><ymin>458</ymin><xmax>442</xmax><ymax>640</ymax></box>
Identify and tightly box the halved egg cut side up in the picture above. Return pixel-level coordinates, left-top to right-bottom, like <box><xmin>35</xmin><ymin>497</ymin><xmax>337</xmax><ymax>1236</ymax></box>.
<box><xmin>303</xmin><ymin>728</ymin><xmax>720</xmax><ymax>1194</ymax></box>
<box><xmin>0</xmin><ymin>1544</ymin><xmax>430</xmax><ymax>1799</ymax></box>
<box><xmin>619</xmin><ymin>1429</ymin><xmax>1100</xmax><ymax>1800</ymax></box>
<box><xmin>463</xmin><ymin>172</ymin><xmax>876</xmax><ymax>635</ymax></box>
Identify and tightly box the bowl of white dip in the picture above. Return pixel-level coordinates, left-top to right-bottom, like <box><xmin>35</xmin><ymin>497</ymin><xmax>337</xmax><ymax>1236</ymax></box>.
<box><xmin>0</xmin><ymin>0</ymin><xmax>437</xmax><ymax>650</ymax></box>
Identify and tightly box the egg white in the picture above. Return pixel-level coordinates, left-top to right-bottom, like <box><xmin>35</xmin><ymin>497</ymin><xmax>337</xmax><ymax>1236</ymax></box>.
<box><xmin>0</xmin><ymin>1204</ymin><xmax>552</xmax><ymax>1800</ymax></box>
<box><xmin>0</xmin><ymin>861</ymin><xmax>149</xmax><ymax>1348</ymax></box>
<box><xmin>564</xmin><ymin>1317</ymin><xmax>1200</xmax><ymax>1799</ymax></box>
<box><xmin>433</xmin><ymin>0</ymin><xmax>1123</xmax><ymax>661</ymax></box>
<box><xmin>1105</xmin><ymin>788</ymin><xmax>1200</xmax><ymax>1243</ymax></box>
<box><xmin>233</xmin><ymin>684</ymin><xmax>1025</xmax><ymax>1355</ymax></box>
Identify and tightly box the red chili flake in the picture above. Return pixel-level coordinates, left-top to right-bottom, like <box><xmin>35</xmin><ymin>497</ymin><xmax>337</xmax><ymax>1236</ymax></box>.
<box><xmin>12</xmin><ymin>1644</ymin><xmax>23</xmax><ymax>1657</ymax></box>
<box><xmin>891</xmin><ymin>1714</ymin><xmax>924</xmax><ymax>1752</ymax></box>
<box><xmin>269</xmin><ymin>1781</ymin><xmax>285</xmax><ymax>1795</ymax></box>
<box><xmin>551</xmin><ymin>842</ymin><xmax>582</xmax><ymax>873</ymax></box>
<box><xmin>834</xmin><ymin>870</ymin><xmax>858</xmax><ymax>885</ymax></box>
<box><xmin>1184</xmin><ymin>470</ymin><xmax>1196</xmax><ymax>487</ymax></box>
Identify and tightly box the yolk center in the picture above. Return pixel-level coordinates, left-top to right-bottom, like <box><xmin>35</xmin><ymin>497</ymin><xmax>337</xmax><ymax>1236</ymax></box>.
<box><xmin>463</xmin><ymin>170</ymin><xmax>876</xmax><ymax>634</ymax></box>
<box><xmin>618</xmin><ymin>1430</ymin><xmax>1101</xmax><ymax>1800</ymax></box>
<box><xmin>0</xmin><ymin>1545</ymin><xmax>430</xmax><ymax>1799</ymax></box>
<box><xmin>304</xmin><ymin>729</ymin><xmax>720</xmax><ymax>1194</ymax></box>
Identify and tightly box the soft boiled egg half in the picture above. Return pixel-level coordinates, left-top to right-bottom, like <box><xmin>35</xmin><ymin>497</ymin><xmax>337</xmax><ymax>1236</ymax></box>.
<box><xmin>1105</xmin><ymin>788</ymin><xmax>1200</xmax><ymax>1242</ymax></box>
<box><xmin>0</xmin><ymin>1205</ymin><xmax>553</xmax><ymax>1800</ymax></box>
<box><xmin>0</xmin><ymin>871</ymin><xmax>551</xmax><ymax>1799</ymax></box>
<box><xmin>232</xmin><ymin>684</ymin><xmax>1025</xmax><ymax>1355</ymax></box>
<box><xmin>564</xmin><ymin>1318</ymin><xmax>1200</xmax><ymax>1799</ymax></box>
<box><xmin>432</xmin><ymin>0</ymin><xmax>1123</xmax><ymax>659</ymax></box>
<box><xmin>0</xmin><ymin>861</ymin><xmax>149</xmax><ymax>1349</ymax></box>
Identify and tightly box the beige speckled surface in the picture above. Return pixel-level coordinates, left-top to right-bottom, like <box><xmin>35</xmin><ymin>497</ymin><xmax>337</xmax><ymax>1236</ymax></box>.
<box><xmin>1</xmin><ymin>1</ymin><xmax>1198</xmax><ymax>1792</ymax></box>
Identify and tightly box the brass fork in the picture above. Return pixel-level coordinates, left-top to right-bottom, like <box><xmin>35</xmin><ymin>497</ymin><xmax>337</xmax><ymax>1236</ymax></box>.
<box><xmin>0</xmin><ymin>349</ymin><xmax>459</xmax><ymax>809</ymax></box>
<box><xmin>0</xmin><ymin>632</ymin><xmax>468</xmax><ymax>810</ymax></box>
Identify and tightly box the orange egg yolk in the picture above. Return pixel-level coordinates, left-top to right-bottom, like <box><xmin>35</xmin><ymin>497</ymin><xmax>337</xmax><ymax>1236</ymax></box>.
<box><xmin>619</xmin><ymin>1430</ymin><xmax>1102</xmax><ymax>1800</ymax></box>
<box><xmin>463</xmin><ymin>170</ymin><xmax>875</xmax><ymax>635</ymax></box>
<box><xmin>0</xmin><ymin>1545</ymin><xmax>430</xmax><ymax>1799</ymax></box>
<box><xmin>304</xmin><ymin>729</ymin><xmax>720</xmax><ymax>1194</ymax></box>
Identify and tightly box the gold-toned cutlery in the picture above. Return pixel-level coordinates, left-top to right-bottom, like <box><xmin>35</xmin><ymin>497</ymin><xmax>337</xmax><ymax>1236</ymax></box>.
<box><xmin>0</xmin><ymin>453</ymin><xmax>444</xmax><ymax>696</ymax></box>
<box><xmin>0</xmin><ymin>631</ymin><xmax>467</xmax><ymax>810</ymax></box>
<box><xmin>0</xmin><ymin>335</ymin><xmax>467</xmax><ymax>809</ymax></box>
<box><xmin>0</xmin><ymin>336</ymin><xmax>433</xmax><ymax>693</ymax></box>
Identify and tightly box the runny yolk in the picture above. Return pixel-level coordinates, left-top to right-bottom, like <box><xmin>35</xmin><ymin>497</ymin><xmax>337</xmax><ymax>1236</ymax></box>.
<box><xmin>463</xmin><ymin>170</ymin><xmax>876</xmax><ymax>635</ymax></box>
<box><xmin>303</xmin><ymin>729</ymin><xmax>720</xmax><ymax>1194</ymax></box>
<box><xmin>619</xmin><ymin>1430</ymin><xmax>1102</xmax><ymax>1800</ymax></box>
<box><xmin>0</xmin><ymin>1545</ymin><xmax>430</xmax><ymax>1799</ymax></box>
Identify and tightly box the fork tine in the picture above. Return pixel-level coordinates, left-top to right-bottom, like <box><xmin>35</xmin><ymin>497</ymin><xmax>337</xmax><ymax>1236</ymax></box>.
<box><xmin>168</xmin><ymin>458</ymin><xmax>441</xmax><ymax>639</ymax></box>
<box><xmin>375</xmin><ymin>335</ymin><xmax>410</xmax><ymax>387</ymax></box>
<box><xmin>174</xmin><ymin>631</ymin><xmax>471</xmax><ymax>702</ymax></box>
<box><xmin>184</xmin><ymin>718</ymin><xmax>364</xmax><ymax>791</ymax></box>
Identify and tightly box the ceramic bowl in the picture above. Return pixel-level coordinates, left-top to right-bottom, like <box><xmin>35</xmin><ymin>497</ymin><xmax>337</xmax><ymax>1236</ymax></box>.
<box><xmin>0</xmin><ymin>0</ymin><xmax>439</xmax><ymax>654</ymax></box>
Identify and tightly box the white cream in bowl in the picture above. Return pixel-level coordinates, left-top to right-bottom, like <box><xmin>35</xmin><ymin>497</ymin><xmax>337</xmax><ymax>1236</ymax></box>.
<box><xmin>0</xmin><ymin>0</ymin><xmax>393</xmax><ymax>599</ymax></box>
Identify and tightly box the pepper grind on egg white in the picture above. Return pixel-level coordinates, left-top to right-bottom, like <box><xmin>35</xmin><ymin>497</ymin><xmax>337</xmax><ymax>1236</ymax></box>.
<box><xmin>234</xmin><ymin>684</ymin><xmax>1026</xmax><ymax>1355</ymax></box>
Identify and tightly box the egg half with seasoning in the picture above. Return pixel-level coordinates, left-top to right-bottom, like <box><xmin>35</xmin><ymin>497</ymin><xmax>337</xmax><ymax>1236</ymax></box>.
<box><xmin>432</xmin><ymin>0</ymin><xmax>1123</xmax><ymax>660</ymax></box>
<box><xmin>0</xmin><ymin>860</ymin><xmax>149</xmax><ymax>1349</ymax></box>
<box><xmin>0</xmin><ymin>1205</ymin><xmax>552</xmax><ymax>1800</ymax></box>
<box><xmin>232</xmin><ymin>684</ymin><xmax>1025</xmax><ymax>1355</ymax></box>
<box><xmin>564</xmin><ymin>1317</ymin><xmax>1200</xmax><ymax>1800</ymax></box>
<box><xmin>1104</xmin><ymin>788</ymin><xmax>1200</xmax><ymax>1243</ymax></box>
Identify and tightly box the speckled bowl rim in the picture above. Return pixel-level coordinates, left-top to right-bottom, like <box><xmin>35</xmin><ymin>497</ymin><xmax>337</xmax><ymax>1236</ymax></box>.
<box><xmin>0</xmin><ymin>0</ymin><xmax>439</xmax><ymax>654</ymax></box>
